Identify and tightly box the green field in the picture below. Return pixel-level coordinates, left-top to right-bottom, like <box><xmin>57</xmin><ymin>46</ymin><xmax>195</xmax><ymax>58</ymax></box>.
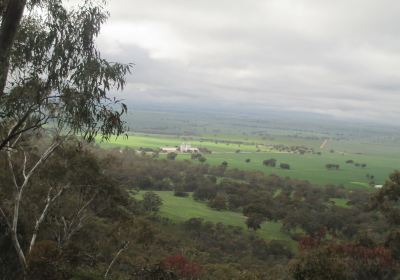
<box><xmin>330</xmin><ymin>198</ymin><xmax>350</xmax><ymax>208</ymax></box>
<box><xmin>99</xmin><ymin>133</ymin><xmax>400</xmax><ymax>188</ymax></box>
<box><xmin>135</xmin><ymin>191</ymin><xmax>294</xmax><ymax>245</ymax></box>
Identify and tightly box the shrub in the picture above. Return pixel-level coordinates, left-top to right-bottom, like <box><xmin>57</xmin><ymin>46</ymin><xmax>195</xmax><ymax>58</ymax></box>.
<box><xmin>280</xmin><ymin>163</ymin><xmax>290</xmax><ymax>170</ymax></box>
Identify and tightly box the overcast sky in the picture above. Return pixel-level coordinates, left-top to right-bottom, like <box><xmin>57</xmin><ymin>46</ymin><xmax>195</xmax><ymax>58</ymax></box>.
<box><xmin>94</xmin><ymin>0</ymin><xmax>400</xmax><ymax>123</ymax></box>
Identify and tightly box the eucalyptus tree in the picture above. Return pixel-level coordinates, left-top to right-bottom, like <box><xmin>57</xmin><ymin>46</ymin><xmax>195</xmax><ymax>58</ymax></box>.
<box><xmin>0</xmin><ymin>0</ymin><xmax>132</xmax><ymax>275</ymax></box>
<box><xmin>0</xmin><ymin>0</ymin><xmax>132</xmax><ymax>151</ymax></box>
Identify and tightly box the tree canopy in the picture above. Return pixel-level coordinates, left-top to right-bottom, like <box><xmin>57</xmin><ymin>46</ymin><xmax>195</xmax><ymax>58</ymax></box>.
<box><xmin>0</xmin><ymin>0</ymin><xmax>132</xmax><ymax>151</ymax></box>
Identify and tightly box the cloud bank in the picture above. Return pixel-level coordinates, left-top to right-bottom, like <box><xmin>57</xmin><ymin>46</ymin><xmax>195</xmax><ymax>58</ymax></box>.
<box><xmin>96</xmin><ymin>0</ymin><xmax>400</xmax><ymax>123</ymax></box>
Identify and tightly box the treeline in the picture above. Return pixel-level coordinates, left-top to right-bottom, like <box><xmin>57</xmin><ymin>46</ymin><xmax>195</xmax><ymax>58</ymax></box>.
<box><xmin>0</xmin><ymin>138</ymin><xmax>399</xmax><ymax>279</ymax></box>
<box><xmin>105</xmin><ymin>148</ymin><xmax>381</xmax><ymax>239</ymax></box>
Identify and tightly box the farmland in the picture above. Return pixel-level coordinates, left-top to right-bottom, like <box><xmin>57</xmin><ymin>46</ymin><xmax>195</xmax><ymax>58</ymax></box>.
<box><xmin>98</xmin><ymin>132</ymin><xmax>400</xmax><ymax>188</ymax></box>
<box><xmin>134</xmin><ymin>191</ymin><xmax>295</xmax><ymax>245</ymax></box>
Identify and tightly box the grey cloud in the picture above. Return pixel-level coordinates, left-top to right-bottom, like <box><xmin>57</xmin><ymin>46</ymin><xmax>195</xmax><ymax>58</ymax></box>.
<box><xmin>96</xmin><ymin>0</ymin><xmax>400</xmax><ymax>123</ymax></box>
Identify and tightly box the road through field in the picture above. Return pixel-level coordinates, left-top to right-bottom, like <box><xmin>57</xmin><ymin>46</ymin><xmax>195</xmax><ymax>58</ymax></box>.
<box><xmin>320</xmin><ymin>139</ymin><xmax>329</xmax><ymax>149</ymax></box>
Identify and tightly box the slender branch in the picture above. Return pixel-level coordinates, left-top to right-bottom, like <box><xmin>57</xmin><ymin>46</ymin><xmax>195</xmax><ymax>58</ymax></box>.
<box><xmin>5</xmin><ymin>137</ymin><xmax>61</xmax><ymax>273</ymax></box>
<box><xmin>24</xmin><ymin>140</ymin><xmax>60</xmax><ymax>183</ymax></box>
<box><xmin>6</xmin><ymin>148</ymin><xmax>19</xmax><ymax>191</ymax></box>
<box><xmin>28</xmin><ymin>185</ymin><xmax>65</xmax><ymax>254</ymax></box>
<box><xmin>22</xmin><ymin>150</ymin><xmax>27</xmax><ymax>179</ymax></box>
<box><xmin>0</xmin><ymin>107</ymin><xmax>33</xmax><ymax>151</ymax></box>
<box><xmin>66</xmin><ymin>194</ymin><xmax>96</xmax><ymax>240</ymax></box>
<box><xmin>0</xmin><ymin>99</ymin><xmax>51</xmax><ymax>152</ymax></box>
<box><xmin>104</xmin><ymin>241</ymin><xmax>129</xmax><ymax>279</ymax></box>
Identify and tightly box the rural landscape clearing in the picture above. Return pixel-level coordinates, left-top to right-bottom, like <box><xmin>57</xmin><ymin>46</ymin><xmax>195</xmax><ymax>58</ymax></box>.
<box><xmin>99</xmin><ymin>110</ymin><xmax>400</xmax><ymax>189</ymax></box>
<box><xmin>1</xmin><ymin>0</ymin><xmax>400</xmax><ymax>279</ymax></box>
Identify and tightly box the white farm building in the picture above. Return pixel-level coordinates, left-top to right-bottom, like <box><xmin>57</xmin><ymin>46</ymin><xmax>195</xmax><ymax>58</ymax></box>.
<box><xmin>161</xmin><ymin>147</ymin><xmax>178</xmax><ymax>153</ymax></box>
<box><xmin>179</xmin><ymin>143</ymin><xmax>199</xmax><ymax>153</ymax></box>
<box><xmin>161</xmin><ymin>143</ymin><xmax>199</xmax><ymax>153</ymax></box>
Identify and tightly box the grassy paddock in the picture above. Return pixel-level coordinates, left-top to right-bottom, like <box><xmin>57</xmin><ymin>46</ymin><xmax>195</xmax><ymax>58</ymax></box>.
<box><xmin>330</xmin><ymin>198</ymin><xmax>350</xmax><ymax>208</ymax></box>
<box><xmin>135</xmin><ymin>191</ymin><xmax>295</xmax><ymax>245</ymax></box>
<box><xmin>99</xmin><ymin>133</ymin><xmax>400</xmax><ymax>188</ymax></box>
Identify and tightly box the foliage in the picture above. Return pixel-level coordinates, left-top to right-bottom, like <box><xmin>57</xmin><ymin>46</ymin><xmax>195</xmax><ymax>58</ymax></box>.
<box><xmin>291</xmin><ymin>236</ymin><xmax>398</xmax><ymax>280</ymax></box>
<box><xmin>280</xmin><ymin>163</ymin><xmax>290</xmax><ymax>170</ymax></box>
<box><xmin>0</xmin><ymin>0</ymin><xmax>132</xmax><ymax>152</ymax></box>
<box><xmin>208</xmin><ymin>194</ymin><xmax>227</xmax><ymax>211</ymax></box>
<box><xmin>246</xmin><ymin>214</ymin><xmax>265</xmax><ymax>231</ymax></box>
<box><xmin>142</xmin><ymin>191</ymin><xmax>163</xmax><ymax>213</ymax></box>
<box><xmin>162</xmin><ymin>255</ymin><xmax>202</xmax><ymax>279</ymax></box>
<box><xmin>263</xmin><ymin>158</ymin><xmax>276</xmax><ymax>167</ymax></box>
<box><xmin>0</xmin><ymin>140</ymin><xmax>399</xmax><ymax>278</ymax></box>
<box><xmin>102</xmin><ymin>132</ymin><xmax>400</xmax><ymax>188</ymax></box>
<box><xmin>167</xmin><ymin>152</ymin><xmax>178</xmax><ymax>160</ymax></box>
<box><xmin>326</xmin><ymin>163</ymin><xmax>340</xmax><ymax>170</ymax></box>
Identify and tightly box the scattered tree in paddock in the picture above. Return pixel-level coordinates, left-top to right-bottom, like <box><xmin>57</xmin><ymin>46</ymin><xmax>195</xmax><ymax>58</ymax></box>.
<box><xmin>280</xmin><ymin>163</ymin><xmax>290</xmax><ymax>170</ymax></box>
<box><xmin>208</xmin><ymin>194</ymin><xmax>227</xmax><ymax>211</ymax></box>
<box><xmin>246</xmin><ymin>214</ymin><xmax>265</xmax><ymax>231</ymax></box>
<box><xmin>191</xmin><ymin>153</ymin><xmax>202</xmax><ymax>160</ymax></box>
<box><xmin>353</xmin><ymin>162</ymin><xmax>367</xmax><ymax>168</ymax></box>
<box><xmin>167</xmin><ymin>152</ymin><xmax>178</xmax><ymax>160</ymax></box>
<box><xmin>193</xmin><ymin>185</ymin><xmax>217</xmax><ymax>201</ymax></box>
<box><xmin>174</xmin><ymin>185</ymin><xmax>189</xmax><ymax>197</ymax></box>
<box><xmin>346</xmin><ymin>160</ymin><xmax>354</xmax><ymax>164</ymax></box>
<box><xmin>221</xmin><ymin>161</ymin><xmax>228</xmax><ymax>167</ymax></box>
<box><xmin>325</xmin><ymin>164</ymin><xmax>340</xmax><ymax>170</ymax></box>
<box><xmin>245</xmin><ymin>158</ymin><xmax>251</xmax><ymax>163</ymax></box>
<box><xmin>142</xmin><ymin>192</ymin><xmax>163</xmax><ymax>213</ymax></box>
<box><xmin>198</xmin><ymin>156</ymin><xmax>207</xmax><ymax>163</ymax></box>
<box><xmin>263</xmin><ymin>158</ymin><xmax>277</xmax><ymax>167</ymax></box>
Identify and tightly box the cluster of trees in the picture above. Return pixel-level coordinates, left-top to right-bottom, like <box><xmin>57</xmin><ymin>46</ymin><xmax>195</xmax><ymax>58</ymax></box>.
<box><xmin>346</xmin><ymin>160</ymin><xmax>367</xmax><ymax>168</ymax></box>
<box><xmin>263</xmin><ymin>159</ymin><xmax>291</xmax><ymax>170</ymax></box>
<box><xmin>270</xmin><ymin>144</ymin><xmax>315</xmax><ymax>155</ymax></box>
<box><xmin>366</xmin><ymin>173</ymin><xmax>376</xmax><ymax>186</ymax></box>
<box><xmin>2</xmin><ymin>136</ymin><xmax>398</xmax><ymax>279</ymax></box>
<box><xmin>191</xmin><ymin>153</ymin><xmax>207</xmax><ymax>163</ymax></box>
<box><xmin>104</xmin><ymin>148</ymin><xmax>392</xmax><ymax>241</ymax></box>
<box><xmin>325</xmin><ymin>163</ymin><xmax>340</xmax><ymax>170</ymax></box>
<box><xmin>263</xmin><ymin>158</ymin><xmax>277</xmax><ymax>167</ymax></box>
<box><xmin>0</xmin><ymin>0</ymin><xmax>136</xmax><ymax>278</ymax></box>
<box><xmin>102</xmin><ymin>146</ymin><xmax>400</xmax><ymax>278</ymax></box>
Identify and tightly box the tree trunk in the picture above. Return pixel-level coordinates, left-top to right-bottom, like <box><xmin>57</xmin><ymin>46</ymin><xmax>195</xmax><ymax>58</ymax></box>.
<box><xmin>0</xmin><ymin>0</ymin><xmax>26</xmax><ymax>95</ymax></box>
<box><xmin>11</xmin><ymin>191</ymin><xmax>28</xmax><ymax>274</ymax></box>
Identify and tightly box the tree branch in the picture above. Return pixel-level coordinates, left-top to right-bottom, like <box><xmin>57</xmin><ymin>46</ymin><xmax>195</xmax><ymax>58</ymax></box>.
<box><xmin>6</xmin><ymin>137</ymin><xmax>61</xmax><ymax>273</ymax></box>
<box><xmin>28</xmin><ymin>185</ymin><xmax>66</xmax><ymax>254</ymax></box>
<box><xmin>104</xmin><ymin>241</ymin><xmax>129</xmax><ymax>279</ymax></box>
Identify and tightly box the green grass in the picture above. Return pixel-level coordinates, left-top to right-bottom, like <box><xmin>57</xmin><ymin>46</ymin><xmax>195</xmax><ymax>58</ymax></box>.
<box><xmin>330</xmin><ymin>198</ymin><xmax>350</xmax><ymax>208</ymax></box>
<box><xmin>135</xmin><ymin>191</ymin><xmax>294</xmax><ymax>245</ymax></box>
<box><xmin>99</xmin><ymin>133</ymin><xmax>400</xmax><ymax>188</ymax></box>
<box><xmin>97</xmin><ymin>134</ymin><xmax>271</xmax><ymax>153</ymax></box>
<box><xmin>182</xmin><ymin>152</ymin><xmax>397</xmax><ymax>189</ymax></box>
